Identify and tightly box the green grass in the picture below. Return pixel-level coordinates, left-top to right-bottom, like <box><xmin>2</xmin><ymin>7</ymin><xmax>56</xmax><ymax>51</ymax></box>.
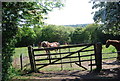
<box><xmin>12</xmin><ymin>45</ymin><xmax>118</xmax><ymax>79</ymax></box>
<box><xmin>102</xmin><ymin>45</ymin><xmax>117</xmax><ymax>59</ymax></box>
<box><xmin>14</xmin><ymin>45</ymin><xmax>116</xmax><ymax>58</ymax></box>
<box><xmin>13</xmin><ymin>45</ymin><xmax>117</xmax><ymax>72</ymax></box>
<box><xmin>14</xmin><ymin>47</ymin><xmax>28</xmax><ymax>59</ymax></box>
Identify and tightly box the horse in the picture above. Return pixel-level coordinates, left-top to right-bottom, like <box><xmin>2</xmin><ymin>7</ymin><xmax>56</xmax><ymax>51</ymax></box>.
<box><xmin>38</xmin><ymin>41</ymin><xmax>60</xmax><ymax>59</ymax></box>
<box><xmin>106</xmin><ymin>39</ymin><xmax>120</xmax><ymax>61</ymax></box>
<box><xmin>38</xmin><ymin>41</ymin><xmax>60</xmax><ymax>53</ymax></box>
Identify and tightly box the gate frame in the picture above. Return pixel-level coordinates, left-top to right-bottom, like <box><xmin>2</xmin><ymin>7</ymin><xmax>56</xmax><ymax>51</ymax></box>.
<box><xmin>28</xmin><ymin>43</ymin><xmax>102</xmax><ymax>72</ymax></box>
<box><xmin>94</xmin><ymin>43</ymin><xmax>102</xmax><ymax>72</ymax></box>
<box><xmin>28</xmin><ymin>46</ymin><xmax>36</xmax><ymax>72</ymax></box>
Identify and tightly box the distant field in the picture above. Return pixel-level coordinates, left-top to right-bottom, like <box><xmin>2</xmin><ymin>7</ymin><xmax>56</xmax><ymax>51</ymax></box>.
<box><xmin>14</xmin><ymin>45</ymin><xmax>117</xmax><ymax>59</ymax></box>
<box><xmin>13</xmin><ymin>45</ymin><xmax>117</xmax><ymax>71</ymax></box>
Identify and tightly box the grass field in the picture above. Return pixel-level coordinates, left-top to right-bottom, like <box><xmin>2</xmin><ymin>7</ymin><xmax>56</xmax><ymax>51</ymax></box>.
<box><xmin>13</xmin><ymin>44</ymin><xmax>117</xmax><ymax>72</ymax></box>
<box><xmin>12</xmin><ymin>44</ymin><xmax>118</xmax><ymax>79</ymax></box>
<box><xmin>14</xmin><ymin>45</ymin><xmax>117</xmax><ymax>59</ymax></box>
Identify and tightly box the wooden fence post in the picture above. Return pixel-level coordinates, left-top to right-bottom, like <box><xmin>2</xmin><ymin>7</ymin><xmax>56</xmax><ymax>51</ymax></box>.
<box><xmin>20</xmin><ymin>54</ymin><xmax>23</xmax><ymax>70</ymax></box>
<box><xmin>59</xmin><ymin>49</ymin><xmax>63</xmax><ymax>70</ymax></box>
<box><xmin>94</xmin><ymin>42</ymin><xmax>102</xmax><ymax>72</ymax></box>
<box><xmin>28</xmin><ymin>45</ymin><xmax>36</xmax><ymax>72</ymax></box>
<box><xmin>68</xmin><ymin>48</ymin><xmax>72</xmax><ymax>67</ymax></box>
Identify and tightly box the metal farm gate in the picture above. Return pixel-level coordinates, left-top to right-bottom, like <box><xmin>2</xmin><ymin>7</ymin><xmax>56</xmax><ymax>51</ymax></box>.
<box><xmin>28</xmin><ymin>43</ymin><xmax>102</xmax><ymax>72</ymax></box>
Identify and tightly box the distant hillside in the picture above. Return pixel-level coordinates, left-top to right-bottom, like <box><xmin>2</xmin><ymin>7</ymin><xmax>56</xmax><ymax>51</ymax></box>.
<box><xmin>64</xmin><ymin>24</ymin><xmax>88</xmax><ymax>27</ymax></box>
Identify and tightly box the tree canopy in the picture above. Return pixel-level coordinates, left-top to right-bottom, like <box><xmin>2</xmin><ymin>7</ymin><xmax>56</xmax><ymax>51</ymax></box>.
<box><xmin>2</xmin><ymin>1</ymin><xmax>64</xmax><ymax>81</ymax></box>
<box><xmin>92</xmin><ymin>2</ymin><xmax>120</xmax><ymax>35</ymax></box>
<box><xmin>41</xmin><ymin>25</ymin><xmax>74</xmax><ymax>44</ymax></box>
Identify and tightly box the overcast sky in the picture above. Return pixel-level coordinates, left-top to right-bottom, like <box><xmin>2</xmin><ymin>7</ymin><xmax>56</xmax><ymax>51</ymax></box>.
<box><xmin>45</xmin><ymin>0</ymin><xmax>95</xmax><ymax>25</ymax></box>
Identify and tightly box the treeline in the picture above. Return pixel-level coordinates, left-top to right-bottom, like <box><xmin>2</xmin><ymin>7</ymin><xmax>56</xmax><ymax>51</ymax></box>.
<box><xmin>64</xmin><ymin>24</ymin><xmax>88</xmax><ymax>27</ymax></box>
<box><xmin>15</xmin><ymin>24</ymin><xmax>120</xmax><ymax>47</ymax></box>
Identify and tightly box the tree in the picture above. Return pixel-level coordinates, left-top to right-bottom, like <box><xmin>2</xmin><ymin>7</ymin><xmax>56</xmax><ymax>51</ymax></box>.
<box><xmin>71</xmin><ymin>24</ymin><xmax>106</xmax><ymax>44</ymax></box>
<box><xmin>41</xmin><ymin>25</ymin><xmax>74</xmax><ymax>44</ymax></box>
<box><xmin>15</xmin><ymin>27</ymin><xmax>37</xmax><ymax>47</ymax></box>
<box><xmin>92</xmin><ymin>2</ymin><xmax>120</xmax><ymax>35</ymax></box>
<box><xmin>33</xmin><ymin>25</ymin><xmax>43</xmax><ymax>45</ymax></box>
<box><xmin>71</xmin><ymin>27</ymin><xmax>85</xmax><ymax>44</ymax></box>
<box><xmin>2</xmin><ymin>1</ymin><xmax>64</xmax><ymax>81</ymax></box>
<box><xmin>84</xmin><ymin>24</ymin><xmax>100</xmax><ymax>43</ymax></box>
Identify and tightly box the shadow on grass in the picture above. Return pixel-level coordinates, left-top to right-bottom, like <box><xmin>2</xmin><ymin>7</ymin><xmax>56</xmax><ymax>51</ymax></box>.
<box><xmin>18</xmin><ymin>67</ymin><xmax>120</xmax><ymax>80</ymax></box>
<box><xmin>102</xmin><ymin>60</ymin><xmax>120</xmax><ymax>65</ymax></box>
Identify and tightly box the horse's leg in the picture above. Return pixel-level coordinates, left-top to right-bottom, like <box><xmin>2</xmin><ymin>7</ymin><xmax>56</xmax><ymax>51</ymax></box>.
<box><xmin>47</xmin><ymin>50</ymin><xmax>51</xmax><ymax>63</ymax></box>
<box><xmin>54</xmin><ymin>49</ymin><xmax>58</xmax><ymax>58</ymax></box>
<box><xmin>46</xmin><ymin>50</ymin><xmax>49</xmax><ymax>57</ymax></box>
<box><xmin>45</xmin><ymin>50</ymin><xmax>48</xmax><ymax>59</ymax></box>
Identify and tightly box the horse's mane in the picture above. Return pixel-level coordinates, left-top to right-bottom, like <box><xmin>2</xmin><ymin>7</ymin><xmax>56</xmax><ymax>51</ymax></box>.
<box><xmin>107</xmin><ymin>39</ymin><xmax>120</xmax><ymax>43</ymax></box>
<box><xmin>42</xmin><ymin>41</ymin><xmax>48</xmax><ymax>43</ymax></box>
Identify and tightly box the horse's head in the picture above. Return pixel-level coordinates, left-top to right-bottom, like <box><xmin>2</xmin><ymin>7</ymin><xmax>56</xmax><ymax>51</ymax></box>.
<box><xmin>41</xmin><ymin>41</ymin><xmax>49</xmax><ymax>48</ymax></box>
<box><xmin>106</xmin><ymin>40</ymin><xmax>110</xmax><ymax>48</ymax></box>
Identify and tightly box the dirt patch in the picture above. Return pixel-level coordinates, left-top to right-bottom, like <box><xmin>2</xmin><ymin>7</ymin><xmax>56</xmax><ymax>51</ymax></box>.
<box><xmin>13</xmin><ymin>57</ymin><xmax>120</xmax><ymax>79</ymax></box>
<box><xmin>31</xmin><ymin>68</ymin><xmax>120</xmax><ymax>79</ymax></box>
<box><xmin>13</xmin><ymin>56</ymin><xmax>30</xmax><ymax>69</ymax></box>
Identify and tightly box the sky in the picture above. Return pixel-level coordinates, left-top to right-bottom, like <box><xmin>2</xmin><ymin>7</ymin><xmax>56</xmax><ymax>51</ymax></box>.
<box><xmin>45</xmin><ymin>0</ymin><xmax>95</xmax><ymax>25</ymax></box>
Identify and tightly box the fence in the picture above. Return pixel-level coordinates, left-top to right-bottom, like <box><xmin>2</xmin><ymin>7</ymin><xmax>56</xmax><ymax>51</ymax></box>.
<box><xmin>102</xmin><ymin>51</ymin><xmax>120</xmax><ymax>60</ymax></box>
<box><xmin>28</xmin><ymin>43</ymin><xmax>102</xmax><ymax>72</ymax></box>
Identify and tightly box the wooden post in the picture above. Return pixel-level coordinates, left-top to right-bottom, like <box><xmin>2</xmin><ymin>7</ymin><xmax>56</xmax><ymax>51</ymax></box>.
<box><xmin>47</xmin><ymin>50</ymin><xmax>51</xmax><ymax>64</ymax></box>
<box><xmin>28</xmin><ymin>45</ymin><xmax>36</xmax><ymax>72</ymax></box>
<box><xmin>20</xmin><ymin>54</ymin><xmax>23</xmax><ymax>70</ymax></box>
<box><xmin>78</xmin><ymin>52</ymin><xmax>81</xmax><ymax>66</ymax></box>
<box><xmin>94</xmin><ymin>43</ymin><xmax>102</xmax><ymax>72</ymax></box>
<box><xmin>75</xmin><ymin>52</ymin><xmax>87</xmax><ymax>70</ymax></box>
<box><xmin>90</xmin><ymin>54</ymin><xmax>92</xmax><ymax>72</ymax></box>
<box><xmin>59</xmin><ymin>49</ymin><xmax>63</xmax><ymax>70</ymax></box>
<box><xmin>68</xmin><ymin>48</ymin><xmax>72</xmax><ymax>67</ymax></box>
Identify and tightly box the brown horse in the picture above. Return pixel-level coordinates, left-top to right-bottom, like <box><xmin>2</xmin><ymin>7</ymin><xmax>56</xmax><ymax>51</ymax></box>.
<box><xmin>38</xmin><ymin>41</ymin><xmax>60</xmax><ymax>53</ymax></box>
<box><xmin>106</xmin><ymin>39</ymin><xmax>120</xmax><ymax>61</ymax></box>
